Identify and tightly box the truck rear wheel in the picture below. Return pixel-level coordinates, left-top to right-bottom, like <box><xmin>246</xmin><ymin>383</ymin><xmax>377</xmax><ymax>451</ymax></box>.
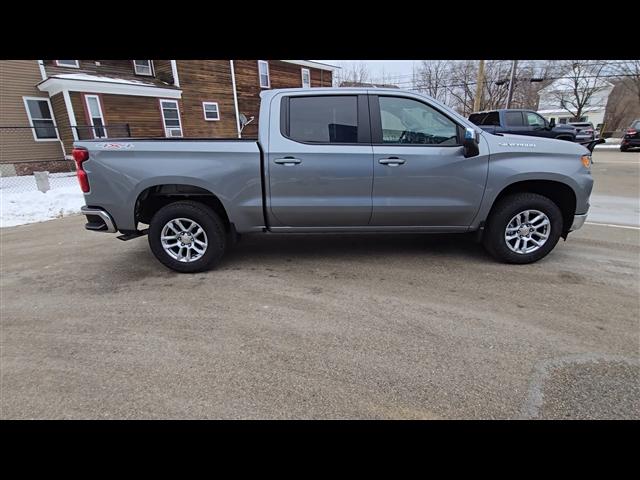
<box><xmin>482</xmin><ymin>193</ymin><xmax>563</xmax><ymax>264</ymax></box>
<box><xmin>148</xmin><ymin>200</ymin><xmax>226</xmax><ymax>273</ymax></box>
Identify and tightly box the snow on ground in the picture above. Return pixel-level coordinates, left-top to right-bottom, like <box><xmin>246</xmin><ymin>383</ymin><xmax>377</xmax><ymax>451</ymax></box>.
<box><xmin>0</xmin><ymin>173</ymin><xmax>84</xmax><ymax>228</ymax></box>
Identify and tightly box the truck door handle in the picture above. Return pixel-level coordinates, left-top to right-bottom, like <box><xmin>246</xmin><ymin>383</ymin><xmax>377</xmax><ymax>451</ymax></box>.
<box><xmin>378</xmin><ymin>157</ymin><xmax>405</xmax><ymax>166</ymax></box>
<box><xmin>274</xmin><ymin>157</ymin><xmax>302</xmax><ymax>165</ymax></box>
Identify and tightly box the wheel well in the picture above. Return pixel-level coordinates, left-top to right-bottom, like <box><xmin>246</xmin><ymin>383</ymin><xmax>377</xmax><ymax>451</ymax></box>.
<box><xmin>490</xmin><ymin>180</ymin><xmax>576</xmax><ymax>235</ymax></box>
<box><xmin>135</xmin><ymin>184</ymin><xmax>230</xmax><ymax>231</ymax></box>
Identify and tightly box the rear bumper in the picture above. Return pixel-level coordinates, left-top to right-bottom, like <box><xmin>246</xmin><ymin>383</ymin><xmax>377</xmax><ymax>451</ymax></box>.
<box><xmin>570</xmin><ymin>213</ymin><xmax>588</xmax><ymax>231</ymax></box>
<box><xmin>81</xmin><ymin>206</ymin><xmax>117</xmax><ymax>233</ymax></box>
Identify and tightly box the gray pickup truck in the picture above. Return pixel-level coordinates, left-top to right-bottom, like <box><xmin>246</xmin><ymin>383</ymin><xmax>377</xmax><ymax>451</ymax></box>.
<box><xmin>74</xmin><ymin>88</ymin><xmax>594</xmax><ymax>272</ymax></box>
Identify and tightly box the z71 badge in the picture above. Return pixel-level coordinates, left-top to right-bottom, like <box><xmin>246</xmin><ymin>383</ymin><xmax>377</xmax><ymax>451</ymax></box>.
<box><xmin>97</xmin><ymin>143</ymin><xmax>135</xmax><ymax>150</ymax></box>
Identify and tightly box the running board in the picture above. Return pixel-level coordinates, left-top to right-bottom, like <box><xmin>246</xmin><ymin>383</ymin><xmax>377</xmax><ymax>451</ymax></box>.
<box><xmin>117</xmin><ymin>229</ymin><xmax>149</xmax><ymax>241</ymax></box>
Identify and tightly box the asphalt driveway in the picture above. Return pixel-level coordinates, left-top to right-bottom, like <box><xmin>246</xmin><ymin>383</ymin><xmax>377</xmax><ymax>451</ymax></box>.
<box><xmin>1</xmin><ymin>150</ymin><xmax>638</xmax><ymax>419</ymax></box>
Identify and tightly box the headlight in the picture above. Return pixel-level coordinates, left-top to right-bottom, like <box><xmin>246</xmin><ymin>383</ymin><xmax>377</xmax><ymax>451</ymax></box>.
<box><xmin>581</xmin><ymin>154</ymin><xmax>592</xmax><ymax>170</ymax></box>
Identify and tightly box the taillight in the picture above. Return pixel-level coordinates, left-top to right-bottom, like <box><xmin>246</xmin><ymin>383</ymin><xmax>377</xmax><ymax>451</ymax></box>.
<box><xmin>627</xmin><ymin>129</ymin><xmax>637</xmax><ymax>135</ymax></box>
<box><xmin>72</xmin><ymin>147</ymin><xmax>90</xmax><ymax>193</ymax></box>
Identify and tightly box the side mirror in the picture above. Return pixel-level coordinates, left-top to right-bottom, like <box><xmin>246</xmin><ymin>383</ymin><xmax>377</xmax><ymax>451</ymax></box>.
<box><xmin>463</xmin><ymin>127</ymin><xmax>480</xmax><ymax>158</ymax></box>
<box><xmin>549</xmin><ymin>118</ymin><xmax>556</xmax><ymax>128</ymax></box>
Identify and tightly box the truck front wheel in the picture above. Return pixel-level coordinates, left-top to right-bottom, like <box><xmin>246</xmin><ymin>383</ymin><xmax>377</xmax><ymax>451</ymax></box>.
<box><xmin>482</xmin><ymin>193</ymin><xmax>563</xmax><ymax>264</ymax></box>
<box><xmin>148</xmin><ymin>200</ymin><xmax>226</xmax><ymax>273</ymax></box>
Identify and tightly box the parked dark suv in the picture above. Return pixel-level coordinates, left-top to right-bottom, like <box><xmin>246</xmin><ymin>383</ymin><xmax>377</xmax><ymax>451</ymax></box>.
<box><xmin>469</xmin><ymin>109</ymin><xmax>577</xmax><ymax>142</ymax></box>
<box><xmin>568</xmin><ymin>122</ymin><xmax>598</xmax><ymax>142</ymax></box>
<box><xmin>620</xmin><ymin>120</ymin><xmax>640</xmax><ymax>152</ymax></box>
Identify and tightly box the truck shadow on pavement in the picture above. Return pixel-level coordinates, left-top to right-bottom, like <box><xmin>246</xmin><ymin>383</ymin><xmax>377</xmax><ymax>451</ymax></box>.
<box><xmin>224</xmin><ymin>232</ymin><xmax>490</xmax><ymax>264</ymax></box>
<box><xmin>109</xmin><ymin>233</ymin><xmax>493</xmax><ymax>279</ymax></box>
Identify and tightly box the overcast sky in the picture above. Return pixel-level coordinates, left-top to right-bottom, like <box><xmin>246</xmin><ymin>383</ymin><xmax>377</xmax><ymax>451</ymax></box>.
<box><xmin>318</xmin><ymin>60</ymin><xmax>418</xmax><ymax>82</ymax></box>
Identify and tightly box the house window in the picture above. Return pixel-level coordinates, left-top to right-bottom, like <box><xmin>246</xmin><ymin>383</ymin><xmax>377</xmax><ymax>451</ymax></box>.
<box><xmin>22</xmin><ymin>97</ymin><xmax>58</xmax><ymax>141</ymax></box>
<box><xmin>202</xmin><ymin>102</ymin><xmax>220</xmax><ymax>121</ymax></box>
<box><xmin>84</xmin><ymin>95</ymin><xmax>108</xmax><ymax>138</ymax></box>
<box><xmin>258</xmin><ymin>60</ymin><xmax>270</xmax><ymax>88</ymax></box>
<box><xmin>160</xmin><ymin>99</ymin><xmax>183</xmax><ymax>137</ymax></box>
<box><xmin>134</xmin><ymin>60</ymin><xmax>154</xmax><ymax>76</ymax></box>
<box><xmin>301</xmin><ymin>68</ymin><xmax>311</xmax><ymax>88</ymax></box>
<box><xmin>55</xmin><ymin>60</ymin><xmax>79</xmax><ymax>68</ymax></box>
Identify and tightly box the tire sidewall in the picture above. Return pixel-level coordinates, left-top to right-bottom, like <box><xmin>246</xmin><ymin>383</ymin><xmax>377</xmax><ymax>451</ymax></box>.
<box><xmin>148</xmin><ymin>201</ymin><xmax>226</xmax><ymax>273</ymax></box>
<box><xmin>485</xmin><ymin>194</ymin><xmax>563</xmax><ymax>264</ymax></box>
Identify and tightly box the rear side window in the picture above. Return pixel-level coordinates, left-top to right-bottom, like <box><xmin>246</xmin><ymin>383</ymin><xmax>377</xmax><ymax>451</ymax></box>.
<box><xmin>633</xmin><ymin>121</ymin><xmax>640</xmax><ymax>130</ymax></box>
<box><xmin>288</xmin><ymin>96</ymin><xmax>358</xmax><ymax>143</ymax></box>
<box><xmin>504</xmin><ymin>111</ymin><xmax>524</xmax><ymax>127</ymax></box>
<box><xmin>469</xmin><ymin>112</ymin><xmax>500</xmax><ymax>126</ymax></box>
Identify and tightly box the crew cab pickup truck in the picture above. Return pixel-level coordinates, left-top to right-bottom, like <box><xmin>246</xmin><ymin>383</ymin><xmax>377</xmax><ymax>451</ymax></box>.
<box><xmin>469</xmin><ymin>109</ymin><xmax>579</xmax><ymax>142</ymax></box>
<box><xmin>74</xmin><ymin>88</ymin><xmax>594</xmax><ymax>273</ymax></box>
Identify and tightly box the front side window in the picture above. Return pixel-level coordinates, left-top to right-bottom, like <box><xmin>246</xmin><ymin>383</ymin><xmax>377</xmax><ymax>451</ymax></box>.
<box><xmin>202</xmin><ymin>102</ymin><xmax>220</xmax><ymax>121</ymax></box>
<box><xmin>258</xmin><ymin>60</ymin><xmax>270</xmax><ymax>88</ymax></box>
<box><xmin>301</xmin><ymin>68</ymin><xmax>311</xmax><ymax>88</ymax></box>
<box><xmin>56</xmin><ymin>60</ymin><xmax>79</xmax><ymax>68</ymax></box>
<box><xmin>84</xmin><ymin>95</ymin><xmax>107</xmax><ymax>138</ymax></box>
<box><xmin>23</xmin><ymin>97</ymin><xmax>58</xmax><ymax>140</ymax></box>
<box><xmin>525</xmin><ymin>112</ymin><xmax>546</xmax><ymax>128</ymax></box>
<box><xmin>134</xmin><ymin>60</ymin><xmax>153</xmax><ymax>76</ymax></box>
<box><xmin>378</xmin><ymin>96</ymin><xmax>458</xmax><ymax>145</ymax></box>
<box><xmin>504</xmin><ymin>111</ymin><xmax>524</xmax><ymax>127</ymax></box>
<box><xmin>160</xmin><ymin>99</ymin><xmax>183</xmax><ymax>137</ymax></box>
<box><xmin>288</xmin><ymin>95</ymin><xmax>358</xmax><ymax>143</ymax></box>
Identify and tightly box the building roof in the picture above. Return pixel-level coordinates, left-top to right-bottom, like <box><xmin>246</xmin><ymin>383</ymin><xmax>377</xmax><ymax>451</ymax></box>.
<box><xmin>282</xmin><ymin>60</ymin><xmax>339</xmax><ymax>72</ymax></box>
<box><xmin>37</xmin><ymin>73</ymin><xmax>181</xmax><ymax>98</ymax></box>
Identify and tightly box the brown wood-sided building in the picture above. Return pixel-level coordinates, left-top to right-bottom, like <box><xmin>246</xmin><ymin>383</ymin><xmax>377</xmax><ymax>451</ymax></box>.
<box><xmin>0</xmin><ymin>60</ymin><xmax>336</xmax><ymax>174</ymax></box>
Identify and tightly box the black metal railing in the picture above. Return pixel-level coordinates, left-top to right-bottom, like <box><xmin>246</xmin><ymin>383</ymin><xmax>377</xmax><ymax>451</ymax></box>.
<box><xmin>72</xmin><ymin>124</ymin><xmax>131</xmax><ymax>140</ymax></box>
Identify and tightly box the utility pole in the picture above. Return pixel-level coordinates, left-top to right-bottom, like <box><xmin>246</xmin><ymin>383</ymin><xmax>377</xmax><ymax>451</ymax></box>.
<box><xmin>505</xmin><ymin>60</ymin><xmax>518</xmax><ymax>109</ymax></box>
<box><xmin>473</xmin><ymin>60</ymin><xmax>485</xmax><ymax>112</ymax></box>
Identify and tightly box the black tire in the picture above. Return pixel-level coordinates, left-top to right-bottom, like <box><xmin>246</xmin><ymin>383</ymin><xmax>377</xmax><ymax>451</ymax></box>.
<box><xmin>148</xmin><ymin>200</ymin><xmax>226</xmax><ymax>273</ymax></box>
<box><xmin>482</xmin><ymin>193</ymin><xmax>563</xmax><ymax>264</ymax></box>
<box><xmin>620</xmin><ymin>146</ymin><xmax>628</xmax><ymax>152</ymax></box>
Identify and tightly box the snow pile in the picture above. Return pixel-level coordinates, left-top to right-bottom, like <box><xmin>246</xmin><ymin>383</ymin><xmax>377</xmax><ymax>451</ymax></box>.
<box><xmin>1</xmin><ymin>175</ymin><xmax>85</xmax><ymax>228</ymax></box>
<box><xmin>52</xmin><ymin>73</ymin><xmax>159</xmax><ymax>86</ymax></box>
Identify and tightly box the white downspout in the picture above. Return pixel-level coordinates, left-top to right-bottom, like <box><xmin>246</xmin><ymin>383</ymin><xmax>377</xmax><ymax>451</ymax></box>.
<box><xmin>170</xmin><ymin>60</ymin><xmax>180</xmax><ymax>87</ymax></box>
<box><xmin>230</xmin><ymin>60</ymin><xmax>241</xmax><ymax>138</ymax></box>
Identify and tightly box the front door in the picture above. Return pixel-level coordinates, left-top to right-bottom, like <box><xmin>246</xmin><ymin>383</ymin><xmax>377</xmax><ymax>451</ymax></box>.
<box><xmin>267</xmin><ymin>94</ymin><xmax>373</xmax><ymax>227</ymax></box>
<box><xmin>369</xmin><ymin>94</ymin><xmax>489</xmax><ymax>227</ymax></box>
<box><xmin>523</xmin><ymin>111</ymin><xmax>554</xmax><ymax>138</ymax></box>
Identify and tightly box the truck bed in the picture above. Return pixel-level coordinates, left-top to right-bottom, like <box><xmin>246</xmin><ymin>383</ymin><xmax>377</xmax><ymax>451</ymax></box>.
<box><xmin>75</xmin><ymin>138</ymin><xmax>265</xmax><ymax>233</ymax></box>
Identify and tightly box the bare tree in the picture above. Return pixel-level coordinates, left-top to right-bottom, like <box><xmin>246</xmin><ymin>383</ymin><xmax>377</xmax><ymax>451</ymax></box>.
<box><xmin>335</xmin><ymin>61</ymin><xmax>371</xmax><ymax>87</ymax></box>
<box><xmin>444</xmin><ymin>60</ymin><xmax>513</xmax><ymax>114</ymax></box>
<box><xmin>413</xmin><ymin>60</ymin><xmax>452</xmax><ymax>103</ymax></box>
<box><xmin>510</xmin><ymin>60</ymin><xmax>557</xmax><ymax>109</ymax></box>
<box><xmin>612</xmin><ymin>60</ymin><xmax>640</xmax><ymax>105</ymax></box>
<box><xmin>548</xmin><ymin>61</ymin><xmax>609</xmax><ymax>121</ymax></box>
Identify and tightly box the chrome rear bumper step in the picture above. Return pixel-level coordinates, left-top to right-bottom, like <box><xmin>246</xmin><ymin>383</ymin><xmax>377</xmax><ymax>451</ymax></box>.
<box><xmin>81</xmin><ymin>206</ymin><xmax>117</xmax><ymax>233</ymax></box>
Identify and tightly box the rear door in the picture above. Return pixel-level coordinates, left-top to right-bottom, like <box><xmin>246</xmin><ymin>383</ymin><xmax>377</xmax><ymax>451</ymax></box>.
<box><xmin>368</xmin><ymin>94</ymin><xmax>489</xmax><ymax>228</ymax></box>
<box><xmin>267</xmin><ymin>93</ymin><xmax>374</xmax><ymax>227</ymax></box>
